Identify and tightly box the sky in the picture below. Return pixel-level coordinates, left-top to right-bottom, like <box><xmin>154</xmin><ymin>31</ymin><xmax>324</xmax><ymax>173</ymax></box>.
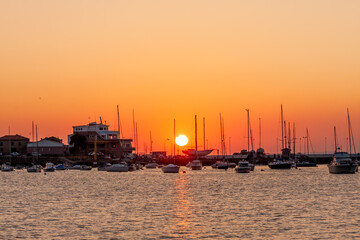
<box><xmin>0</xmin><ymin>0</ymin><xmax>359</xmax><ymax>154</ymax></box>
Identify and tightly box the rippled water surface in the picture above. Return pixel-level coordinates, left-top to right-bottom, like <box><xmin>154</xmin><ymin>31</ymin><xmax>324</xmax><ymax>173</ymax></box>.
<box><xmin>1</xmin><ymin>165</ymin><xmax>360</xmax><ymax>239</ymax></box>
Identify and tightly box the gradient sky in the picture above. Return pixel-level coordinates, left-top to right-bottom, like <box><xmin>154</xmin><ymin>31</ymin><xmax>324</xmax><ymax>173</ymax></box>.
<box><xmin>1</xmin><ymin>0</ymin><xmax>359</xmax><ymax>154</ymax></box>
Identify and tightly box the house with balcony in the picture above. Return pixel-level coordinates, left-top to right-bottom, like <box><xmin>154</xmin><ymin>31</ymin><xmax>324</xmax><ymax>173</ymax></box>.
<box><xmin>68</xmin><ymin>120</ymin><xmax>135</xmax><ymax>158</ymax></box>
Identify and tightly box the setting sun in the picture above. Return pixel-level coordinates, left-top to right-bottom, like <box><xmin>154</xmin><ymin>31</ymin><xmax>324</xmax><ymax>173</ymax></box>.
<box><xmin>175</xmin><ymin>135</ymin><xmax>188</xmax><ymax>146</ymax></box>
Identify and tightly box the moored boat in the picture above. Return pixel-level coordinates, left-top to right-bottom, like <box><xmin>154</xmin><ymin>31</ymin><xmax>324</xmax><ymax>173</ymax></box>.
<box><xmin>27</xmin><ymin>165</ymin><xmax>42</xmax><ymax>172</ymax></box>
<box><xmin>212</xmin><ymin>161</ymin><xmax>228</xmax><ymax>169</ymax></box>
<box><xmin>55</xmin><ymin>164</ymin><xmax>67</xmax><ymax>170</ymax></box>
<box><xmin>80</xmin><ymin>165</ymin><xmax>92</xmax><ymax>171</ymax></box>
<box><xmin>1</xmin><ymin>164</ymin><xmax>14</xmax><ymax>172</ymax></box>
<box><xmin>44</xmin><ymin>163</ymin><xmax>55</xmax><ymax>172</ymax></box>
<box><xmin>145</xmin><ymin>162</ymin><xmax>157</xmax><ymax>169</ymax></box>
<box><xmin>106</xmin><ymin>163</ymin><xmax>128</xmax><ymax>172</ymax></box>
<box><xmin>268</xmin><ymin>160</ymin><xmax>292</xmax><ymax>169</ymax></box>
<box><xmin>235</xmin><ymin>161</ymin><xmax>251</xmax><ymax>173</ymax></box>
<box><xmin>190</xmin><ymin>160</ymin><xmax>202</xmax><ymax>170</ymax></box>
<box><xmin>296</xmin><ymin>161</ymin><xmax>317</xmax><ymax>167</ymax></box>
<box><xmin>328</xmin><ymin>151</ymin><xmax>357</xmax><ymax>174</ymax></box>
<box><xmin>162</xmin><ymin>164</ymin><xmax>180</xmax><ymax>173</ymax></box>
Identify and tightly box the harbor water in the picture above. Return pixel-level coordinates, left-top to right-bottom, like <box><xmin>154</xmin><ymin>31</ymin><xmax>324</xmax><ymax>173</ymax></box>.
<box><xmin>1</xmin><ymin>165</ymin><xmax>360</xmax><ymax>239</ymax></box>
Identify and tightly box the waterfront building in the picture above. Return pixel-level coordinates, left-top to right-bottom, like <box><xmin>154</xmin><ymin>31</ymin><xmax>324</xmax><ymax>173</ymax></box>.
<box><xmin>67</xmin><ymin>121</ymin><xmax>134</xmax><ymax>158</ymax></box>
<box><xmin>27</xmin><ymin>139</ymin><xmax>66</xmax><ymax>156</ymax></box>
<box><xmin>0</xmin><ymin>135</ymin><xmax>29</xmax><ymax>155</ymax></box>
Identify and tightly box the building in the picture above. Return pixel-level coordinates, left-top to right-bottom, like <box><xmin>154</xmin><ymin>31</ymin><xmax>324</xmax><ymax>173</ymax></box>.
<box><xmin>27</xmin><ymin>139</ymin><xmax>66</xmax><ymax>156</ymax></box>
<box><xmin>0</xmin><ymin>134</ymin><xmax>29</xmax><ymax>155</ymax></box>
<box><xmin>68</xmin><ymin>121</ymin><xmax>135</xmax><ymax>158</ymax></box>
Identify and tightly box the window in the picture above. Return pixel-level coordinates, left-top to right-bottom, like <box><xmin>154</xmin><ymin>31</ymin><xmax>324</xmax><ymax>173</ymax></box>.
<box><xmin>11</xmin><ymin>142</ymin><xmax>14</xmax><ymax>146</ymax></box>
<box><xmin>18</xmin><ymin>142</ymin><xmax>21</xmax><ymax>146</ymax></box>
<box><xmin>0</xmin><ymin>142</ymin><xmax>2</xmax><ymax>146</ymax></box>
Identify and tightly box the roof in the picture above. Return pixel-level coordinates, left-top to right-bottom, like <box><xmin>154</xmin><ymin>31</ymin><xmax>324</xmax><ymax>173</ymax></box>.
<box><xmin>27</xmin><ymin>139</ymin><xmax>64</xmax><ymax>148</ymax></box>
<box><xmin>0</xmin><ymin>134</ymin><xmax>29</xmax><ymax>141</ymax></box>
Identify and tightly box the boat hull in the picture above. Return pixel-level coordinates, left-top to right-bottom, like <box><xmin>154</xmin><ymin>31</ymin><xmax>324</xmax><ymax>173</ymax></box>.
<box><xmin>328</xmin><ymin>164</ymin><xmax>357</xmax><ymax>174</ymax></box>
<box><xmin>268</xmin><ymin>162</ymin><xmax>292</xmax><ymax>169</ymax></box>
<box><xmin>235</xmin><ymin>167</ymin><xmax>251</xmax><ymax>173</ymax></box>
<box><xmin>162</xmin><ymin>165</ymin><xmax>180</xmax><ymax>173</ymax></box>
<box><xmin>191</xmin><ymin>165</ymin><xmax>202</xmax><ymax>170</ymax></box>
<box><xmin>296</xmin><ymin>162</ymin><xmax>317</xmax><ymax>167</ymax></box>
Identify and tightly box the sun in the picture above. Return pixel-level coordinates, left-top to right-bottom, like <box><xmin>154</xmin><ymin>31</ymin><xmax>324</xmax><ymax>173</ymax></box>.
<box><xmin>175</xmin><ymin>135</ymin><xmax>188</xmax><ymax>146</ymax></box>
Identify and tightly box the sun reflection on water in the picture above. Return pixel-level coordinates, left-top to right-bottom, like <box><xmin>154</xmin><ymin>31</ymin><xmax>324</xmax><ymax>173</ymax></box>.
<box><xmin>171</xmin><ymin>172</ymin><xmax>195</xmax><ymax>237</ymax></box>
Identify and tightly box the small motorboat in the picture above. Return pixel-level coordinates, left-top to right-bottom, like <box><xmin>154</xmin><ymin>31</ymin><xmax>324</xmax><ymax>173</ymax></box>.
<box><xmin>190</xmin><ymin>160</ymin><xmax>202</xmax><ymax>170</ymax></box>
<box><xmin>55</xmin><ymin>164</ymin><xmax>67</xmax><ymax>170</ymax></box>
<box><xmin>145</xmin><ymin>162</ymin><xmax>158</xmax><ymax>169</ymax></box>
<box><xmin>27</xmin><ymin>165</ymin><xmax>42</xmax><ymax>173</ymax></box>
<box><xmin>1</xmin><ymin>164</ymin><xmax>14</xmax><ymax>172</ymax></box>
<box><xmin>44</xmin><ymin>163</ymin><xmax>55</xmax><ymax>172</ymax></box>
<box><xmin>235</xmin><ymin>161</ymin><xmax>251</xmax><ymax>173</ymax></box>
<box><xmin>162</xmin><ymin>164</ymin><xmax>180</xmax><ymax>173</ymax></box>
<box><xmin>80</xmin><ymin>165</ymin><xmax>92</xmax><ymax>171</ymax></box>
<box><xmin>212</xmin><ymin>161</ymin><xmax>228</xmax><ymax>170</ymax></box>
<box><xmin>68</xmin><ymin>165</ymin><xmax>81</xmax><ymax>170</ymax></box>
<box><xmin>106</xmin><ymin>163</ymin><xmax>129</xmax><ymax>172</ymax></box>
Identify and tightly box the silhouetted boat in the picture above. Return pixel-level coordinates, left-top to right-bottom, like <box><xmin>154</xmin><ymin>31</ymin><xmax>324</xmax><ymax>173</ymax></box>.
<box><xmin>190</xmin><ymin>160</ymin><xmax>202</xmax><ymax>170</ymax></box>
<box><xmin>162</xmin><ymin>164</ymin><xmax>180</xmax><ymax>173</ymax></box>
<box><xmin>44</xmin><ymin>163</ymin><xmax>55</xmax><ymax>172</ymax></box>
<box><xmin>235</xmin><ymin>161</ymin><xmax>251</xmax><ymax>173</ymax></box>
<box><xmin>1</xmin><ymin>164</ymin><xmax>14</xmax><ymax>172</ymax></box>
<box><xmin>328</xmin><ymin>151</ymin><xmax>357</xmax><ymax>174</ymax></box>
<box><xmin>182</xmin><ymin>149</ymin><xmax>214</xmax><ymax>157</ymax></box>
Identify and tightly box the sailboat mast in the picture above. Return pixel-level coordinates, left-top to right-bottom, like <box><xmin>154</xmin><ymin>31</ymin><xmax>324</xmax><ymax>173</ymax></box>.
<box><xmin>136</xmin><ymin>122</ymin><xmax>138</xmax><ymax>155</ymax></box>
<box><xmin>150</xmin><ymin>131</ymin><xmax>152</xmax><ymax>153</ymax></box>
<box><xmin>293</xmin><ymin>122</ymin><xmax>296</xmax><ymax>156</ymax></box>
<box><xmin>288</xmin><ymin>122</ymin><xmax>291</xmax><ymax>150</ymax></box>
<box><xmin>36</xmin><ymin>124</ymin><xmax>39</xmax><ymax>161</ymax></box>
<box><xmin>195</xmin><ymin>115</ymin><xmax>198</xmax><ymax>152</ymax></box>
<box><xmin>117</xmin><ymin>105</ymin><xmax>122</xmax><ymax>158</ymax></box>
<box><xmin>219</xmin><ymin>113</ymin><xmax>223</xmax><ymax>156</ymax></box>
<box><xmin>259</xmin><ymin>118</ymin><xmax>261</xmax><ymax>149</ymax></box>
<box><xmin>334</xmin><ymin>126</ymin><xmax>337</xmax><ymax>152</ymax></box>
<box><xmin>246</xmin><ymin>109</ymin><xmax>250</xmax><ymax>152</ymax></box>
<box><xmin>306</xmin><ymin>128</ymin><xmax>310</xmax><ymax>155</ymax></box>
<box><xmin>281</xmin><ymin>104</ymin><xmax>284</xmax><ymax>149</ymax></box>
<box><xmin>203</xmin><ymin>117</ymin><xmax>205</xmax><ymax>151</ymax></box>
<box><xmin>173</xmin><ymin>119</ymin><xmax>176</xmax><ymax>157</ymax></box>
<box><xmin>284</xmin><ymin>121</ymin><xmax>287</xmax><ymax>149</ymax></box>
<box><xmin>132</xmin><ymin>109</ymin><xmax>136</xmax><ymax>153</ymax></box>
<box><xmin>347</xmin><ymin>108</ymin><xmax>352</xmax><ymax>154</ymax></box>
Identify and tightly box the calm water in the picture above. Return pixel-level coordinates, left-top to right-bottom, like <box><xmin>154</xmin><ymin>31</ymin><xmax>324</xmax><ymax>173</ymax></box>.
<box><xmin>1</xmin><ymin>165</ymin><xmax>360</xmax><ymax>239</ymax></box>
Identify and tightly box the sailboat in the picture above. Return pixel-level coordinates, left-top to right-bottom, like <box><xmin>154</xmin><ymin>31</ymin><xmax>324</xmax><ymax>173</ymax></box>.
<box><xmin>188</xmin><ymin>115</ymin><xmax>203</xmax><ymax>170</ymax></box>
<box><xmin>269</xmin><ymin>105</ymin><xmax>293</xmax><ymax>169</ymax></box>
<box><xmin>328</xmin><ymin>110</ymin><xmax>357</xmax><ymax>174</ymax></box>
<box><xmin>162</xmin><ymin>119</ymin><xmax>180</xmax><ymax>173</ymax></box>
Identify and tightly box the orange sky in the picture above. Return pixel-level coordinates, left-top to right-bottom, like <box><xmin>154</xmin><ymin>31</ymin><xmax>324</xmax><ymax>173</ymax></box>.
<box><xmin>1</xmin><ymin>0</ymin><xmax>359</xmax><ymax>154</ymax></box>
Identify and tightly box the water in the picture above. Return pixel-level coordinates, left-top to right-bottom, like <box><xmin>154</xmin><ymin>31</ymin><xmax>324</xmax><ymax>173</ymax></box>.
<box><xmin>1</xmin><ymin>165</ymin><xmax>360</xmax><ymax>239</ymax></box>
